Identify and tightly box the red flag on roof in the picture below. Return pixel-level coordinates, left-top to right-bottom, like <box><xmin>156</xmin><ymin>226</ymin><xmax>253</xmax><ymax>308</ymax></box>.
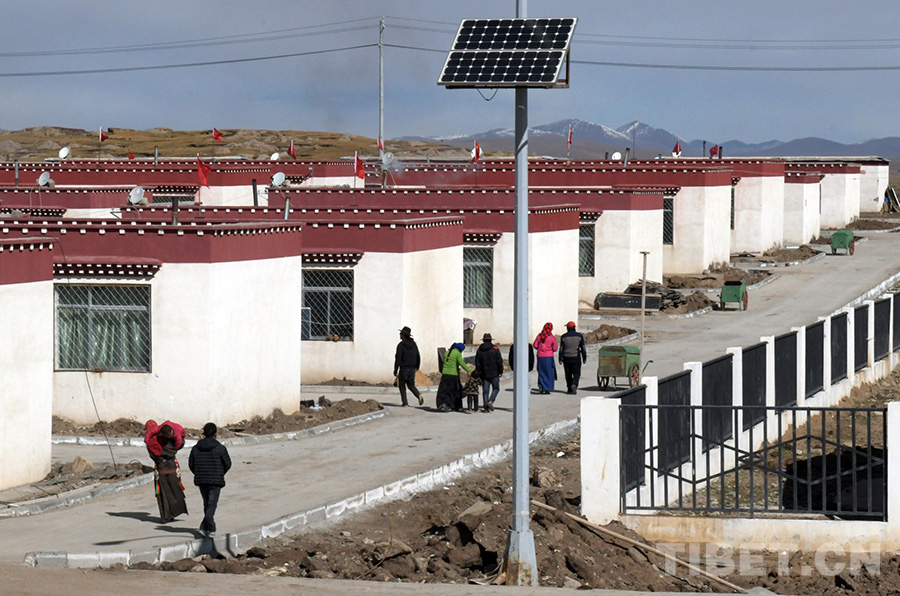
<box><xmin>212</xmin><ymin>128</ymin><xmax>222</xmax><ymax>142</ymax></box>
<box><xmin>377</xmin><ymin>136</ymin><xmax>384</xmax><ymax>152</ymax></box>
<box><xmin>128</xmin><ymin>149</ymin><xmax>135</xmax><ymax>160</ymax></box>
<box><xmin>673</xmin><ymin>141</ymin><xmax>682</xmax><ymax>157</ymax></box>
<box><xmin>354</xmin><ymin>151</ymin><xmax>365</xmax><ymax>180</ymax></box>
<box><xmin>567</xmin><ymin>125</ymin><xmax>573</xmax><ymax>149</ymax></box>
<box><xmin>288</xmin><ymin>139</ymin><xmax>296</xmax><ymax>159</ymax></box>
<box><xmin>709</xmin><ymin>144</ymin><xmax>719</xmax><ymax>158</ymax></box>
<box><xmin>197</xmin><ymin>156</ymin><xmax>212</xmax><ymax>187</ymax></box>
<box><xmin>471</xmin><ymin>141</ymin><xmax>482</xmax><ymax>163</ymax></box>
<box><xmin>99</xmin><ymin>127</ymin><xmax>109</xmax><ymax>142</ymax></box>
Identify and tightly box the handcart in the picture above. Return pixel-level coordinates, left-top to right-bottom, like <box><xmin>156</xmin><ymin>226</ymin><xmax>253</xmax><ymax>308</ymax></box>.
<box><xmin>596</xmin><ymin>345</ymin><xmax>642</xmax><ymax>389</ymax></box>
<box><xmin>719</xmin><ymin>275</ymin><xmax>748</xmax><ymax>311</ymax></box>
<box><xmin>831</xmin><ymin>229</ymin><xmax>855</xmax><ymax>255</ymax></box>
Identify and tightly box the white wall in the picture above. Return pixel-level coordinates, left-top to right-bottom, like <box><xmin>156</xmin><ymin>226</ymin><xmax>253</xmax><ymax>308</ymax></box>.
<box><xmin>580</xmin><ymin>210</ymin><xmax>663</xmax><ymax>305</ymax></box>
<box><xmin>859</xmin><ymin>164</ymin><xmax>890</xmax><ymax>214</ymax></box>
<box><xmin>529</xmin><ymin>228</ymin><xmax>579</xmax><ymax>342</ymax></box>
<box><xmin>0</xmin><ymin>280</ymin><xmax>53</xmax><ymax>491</ymax></box>
<box><xmin>820</xmin><ymin>172</ymin><xmax>861</xmax><ymax>228</ymax></box>
<box><xmin>731</xmin><ymin>176</ymin><xmax>785</xmax><ymax>252</ymax></box>
<box><xmin>301</xmin><ymin>246</ymin><xmax>462</xmax><ymax>383</ymax></box>
<box><xmin>783</xmin><ymin>181</ymin><xmax>821</xmax><ymax>245</ymax></box>
<box><xmin>53</xmin><ymin>256</ymin><xmax>305</xmax><ymax>427</ymax></box>
<box><xmin>662</xmin><ymin>186</ymin><xmax>731</xmax><ymax>273</ymax></box>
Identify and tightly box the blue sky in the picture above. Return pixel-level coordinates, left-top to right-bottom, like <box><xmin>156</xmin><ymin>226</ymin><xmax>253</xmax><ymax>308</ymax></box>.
<box><xmin>1</xmin><ymin>1</ymin><xmax>897</xmax><ymax>144</ymax></box>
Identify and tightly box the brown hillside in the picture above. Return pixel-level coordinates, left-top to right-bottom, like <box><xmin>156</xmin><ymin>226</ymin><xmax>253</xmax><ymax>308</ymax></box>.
<box><xmin>0</xmin><ymin>127</ymin><xmax>478</xmax><ymax>162</ymax></box>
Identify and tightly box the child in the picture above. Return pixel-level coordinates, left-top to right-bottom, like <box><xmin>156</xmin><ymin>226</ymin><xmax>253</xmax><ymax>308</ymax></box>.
<box><xmin>462</xmin><ymin>370</ymin><xmax>481</xmax><ymax>413</ymax></box>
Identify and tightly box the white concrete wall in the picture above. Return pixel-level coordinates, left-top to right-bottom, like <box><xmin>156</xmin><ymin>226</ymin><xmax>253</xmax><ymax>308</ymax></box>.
<box><xmin>662</xmin><ymin>186</ymin><xmax>731</xmax><ymax>273</ymax></box>
<box><xmin>783</xmin><ymin>182</ymin><xmax>821</xmax><ymax>245</ymax></box>
<box><xmin>529</xmin><ymin>229</ymin><xmax>579</xmax><ymax>343</ymax></box>
<box><xmin>820</xmin><ymin>172</ymin><xmax>861</xmax><ymax>228</ymax></box>
<box><xmin>0</xmin><ymin>280</ymin><xmax>53</xmax><ymax>491</ymax></box>
<box><xmin>301</xmin><ymin>246</ymin><xmax>462</xmax><ymax>383</ymax></box>
<box><xmin>731</xmin><ymin>176</ymin><xmax>785</xmax><ymax>252</ymax></box>
<box><xmin>580</xmin><ymin>210</ymin><xmax>664</xmax><ymax>305</ymax></box>
<box><xmin>196</xmin><ymin>185</ymin><xmax>258</xmax><ymax>206</ymax></box>
<box><xmin>859</xmin><ymin>164</ymin><xmax>890</xmax><ymax>214</ymax></box>
<box><xmin>53</xmin><ymin>256</ymin><xmax>305</xmax><ymax>427</ymax></box>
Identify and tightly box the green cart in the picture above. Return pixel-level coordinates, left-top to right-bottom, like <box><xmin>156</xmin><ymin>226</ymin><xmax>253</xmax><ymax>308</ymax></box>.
<box><xmin>831</xmin><ymin>229</ymin><xmax>855</xmax><ymax>255</ymax></box>
<box><xmin>719</xmin><ymin>275</ymin><xmax>748</xmax><ymax>311</ymax></box>
<box><xmin>596</xmin><ymin>345</ymin><xmax>642</xmax><ymax>389</ymax></box>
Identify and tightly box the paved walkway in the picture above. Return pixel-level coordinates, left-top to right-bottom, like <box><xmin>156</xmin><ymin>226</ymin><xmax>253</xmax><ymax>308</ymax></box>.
<box><xmin>2</xmin><ymin>234</ymin><xmax>897</xmax><ymax>590</ymax></box>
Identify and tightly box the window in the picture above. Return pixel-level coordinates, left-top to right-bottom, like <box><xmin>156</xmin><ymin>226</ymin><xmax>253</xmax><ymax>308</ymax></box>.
<box><xmin>579</xmin><ymin>223</ymin><xmax>595</xmax><ymax>276</ymax></box>
<box><xmin>663</xmin><ymin>197</ymin><xmax>674</xmax><ymax>245</ymax></box>
<box><xmin>56</xmin><ymin>285</ymin><xmax>151</xmax><ymax>371</ymax></box>
<box><xmin>464</xmin><ymin>246</ymin><xmax>493</xmax><ymax>307</ymax></box>
<box><xmin>302</xmin><ymin>269</ymin><xmax>354</xmax><ymax>340</ymax></box>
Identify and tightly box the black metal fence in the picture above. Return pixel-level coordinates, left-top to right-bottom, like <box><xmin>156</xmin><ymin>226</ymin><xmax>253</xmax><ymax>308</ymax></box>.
<box><xmin>619</xmin><ymin>385</ymin><xmax>647</xmax><ymax>492</ymax></box>
<box><xmin>855</xmin><ymin>305</ymin><xmax>869</xmax><ymax>372</ymax></box>
<box><xmin>702</xmin><ymin>355</ymin><xmax>733</xmax><ymax>451</ymax></box>
<box><xmin>658</xmin><ymin>371</ymin><xmax>692</xmax><ymax>474</ymax></box>
<box><xmin>875</xmin><ymin>298</ymin><xmax>891</xmax><ymax>361</ymax></box>
<box><xmin>805</xmin><ymin>321</ymin><xmax>825</xmax><ymax>398</ymax></box>
<box><xmin>774</xmin><ymin>332</ymin><xmax>798</xmax><ymax>407</ymax></box>
<box><xmin>619</xmin><ymin>405</ymin><xmax>886</xmax><ymax>520</ymax></box>
<box><xmin>742</xmin><ymin>343</ymin><xmax>767</xmax><ymax>430</ymax></box>
<box><xmin>894</xmin><ymin>292</ymin><xmax>900</xmax><ymax>351</ymax></box>
<box><xmin>831</xmin><ymin>312</ymin><xmax>848</xmax><ymax>384</ymax></box>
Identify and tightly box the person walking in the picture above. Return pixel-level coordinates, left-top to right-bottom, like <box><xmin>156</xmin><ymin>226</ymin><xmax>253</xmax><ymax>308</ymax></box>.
<box><xmin>393</xmin><ymin>326</ymin><xmax>423</xmax><ymax>407</ymax></box>
<box><xmin>475</xmin><ymin>332</ymin><xmax>504</xmax><ymax>412</ymax></box>
<box><xmin>533</xmin><ymin>322</ymin><xmax>558</xmax><ymax>394</ymax></box>
<box><xmin>436</xmin><ymin>342</ymin><xmax>471</xmax><ymax>412</ymax></box>
<box><xmin>144</xmin><ymin>419</ymin><xmax>188</xmax><ymax>523</ymax></box>
<box><xmin>188</xmin><ymin>422</ymin><xmax>232</xmax><ymax>538</ymax></box>
<box><xmin>559</xmin><ymin>321</ymin><xmax>587</xmax><ymax>394</ymax></box>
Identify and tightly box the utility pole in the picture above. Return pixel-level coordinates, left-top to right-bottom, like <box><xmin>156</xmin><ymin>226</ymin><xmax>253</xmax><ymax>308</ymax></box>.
<box><xmin>379</xmin><ymin>17</ymin><xmax>385</xmax><ymax>151</ymax></box>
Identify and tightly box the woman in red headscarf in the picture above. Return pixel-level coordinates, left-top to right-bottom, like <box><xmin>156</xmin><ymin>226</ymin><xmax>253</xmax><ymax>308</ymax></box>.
<box><xmin>144</xmin><ymin>419</ymin><xmax>188</xmax><ymax>523</ymax></box>
<box><xmin>533</xmin><ymin>322</ymin><xmax>558</xmax><ymax>394</ymax></box>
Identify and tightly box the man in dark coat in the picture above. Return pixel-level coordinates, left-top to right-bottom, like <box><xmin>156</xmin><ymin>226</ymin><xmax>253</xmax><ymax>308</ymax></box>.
<box><xmin>559</xmin><ymin>321</ymin><xmax>587</xmax><ymax>394</ymax></box>
<box><xmin>394</xmin><ymin>325</ymin><xmax>423</xmax><ymax>406</ymax></box>
<box><xmin>188</xmin><ymin>422</ymin><xmax>232</xmax><ymax>538</ymax></box>
<box><xmin>475</xmin><ymin>332</ymin><xmax>504</xmax><ymax>412</ymax></box>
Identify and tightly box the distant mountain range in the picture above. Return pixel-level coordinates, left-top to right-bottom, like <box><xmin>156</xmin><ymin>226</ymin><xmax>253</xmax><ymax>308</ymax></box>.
<box><xmin>399</xmin><ymin>118</ymin><xmax>900</xmax><ymax>160</ymax></box>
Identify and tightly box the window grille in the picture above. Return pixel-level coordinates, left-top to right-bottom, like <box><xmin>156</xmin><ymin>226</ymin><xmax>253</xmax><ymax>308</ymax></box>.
<box><xmin>663</xmin><ymin>197</ymin><xmax>674</xmax><ymax>245</ymax></box>
<box><xmin>55</xmin><ymin>284</ymin><xmax>151</xmax><ymax>371</ymax></box>
<box><xmin>302</xmin><ymin>269</ymin><xmax>354</xmax><ymax>340</ymax></box>
<box><xmin>464</xmin><ymin>246</ymin><xmax>493</xmax><ymax>308</ymax></box>
<box><xmin>579</xmin><ymin>223</ymin><xmax>595</xmax><ymax>276</ymax></box>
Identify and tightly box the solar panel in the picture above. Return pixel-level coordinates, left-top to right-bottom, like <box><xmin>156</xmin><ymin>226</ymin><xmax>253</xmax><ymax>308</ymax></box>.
<box><xmin>438</xmin><ymin>18</ymin><xmax>577</xmax><ymax>88</ymax></box>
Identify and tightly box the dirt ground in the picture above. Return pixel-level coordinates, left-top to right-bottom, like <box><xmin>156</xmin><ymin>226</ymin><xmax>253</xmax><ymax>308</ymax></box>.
<box><xmin>827</xmin><ymin>218</ymin><xmax>900</xmax><ymax>231</ymax></box>
<box><xmin>581</xmin><ymin>323</ymin><xmax>635</xmax><ymax>343</ymax></box>
<box><xmin>665</xmin><ymin>265</ymin><xmax>770</xmax><ymax>290</ymax></box>
<box><xmin>731</xmin><ymin>244</ymin><xmax>821</xmax><ymax>264</ymax></box>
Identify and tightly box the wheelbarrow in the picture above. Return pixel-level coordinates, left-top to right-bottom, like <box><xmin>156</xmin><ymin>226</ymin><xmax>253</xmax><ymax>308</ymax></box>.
<box><xmin>596</xmin><ymin>345</ymin><xmax>642</xmax><ymax>389</ymax></box>
<box><xmin>719</xmin><ymin>275</ymin><xmax>748</xmax><ymax>311</ymax></box>
<box><xmin>831</xmin><ymin>229</ymin><xmax>855</xmax><ymax>255</ymax></box>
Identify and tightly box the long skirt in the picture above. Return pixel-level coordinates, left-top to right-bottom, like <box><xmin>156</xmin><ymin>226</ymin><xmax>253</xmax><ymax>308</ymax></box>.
<box><xmin>436</xmin><ymin>374</ymin><xmax>462</xmax><ymax>411</ymax></box>
<box><xmin>155</xmin><ymin>465</ymin><xmax>188</xmax><ymax>522</ymax></box>
<box><xmin>536</xmin><ymin>356</ymin><xmax>556</xmax><ymax>391</ymax></box>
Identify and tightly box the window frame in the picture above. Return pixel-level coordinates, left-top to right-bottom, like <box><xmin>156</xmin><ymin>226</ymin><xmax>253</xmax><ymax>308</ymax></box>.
<box><xmin>578</xmin><ymin>222</ymin><xmax>596</xmax><ymax>277</ymax></box>
<box><xmin>463</xmin><ymin>245</ymin><xmax>494</xmax><ymax>308</ymax></box>
<box><xmin>302</xmin><ymin>268</ymin><xmax>355</xmax><ymax>341</ymax></box>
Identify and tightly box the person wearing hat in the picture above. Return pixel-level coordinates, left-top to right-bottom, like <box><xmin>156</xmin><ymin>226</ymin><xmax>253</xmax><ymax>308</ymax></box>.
<box><xmin>475</xmin><ymin>332</ymin><xmax>504</xmax><ymax>412</ymax></box>
<box><xmin>558</xmin><ymin>321</ymin><xmax>587</xmax><ymax>395</ymax></box>
<box><xmin>393</xmin><ymin>326</ymin><xmax>423</xmax><ymax>407</ymax></box>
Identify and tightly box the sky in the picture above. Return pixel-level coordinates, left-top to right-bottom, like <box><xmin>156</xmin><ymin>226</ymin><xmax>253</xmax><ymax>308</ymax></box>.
<box><xmin>2</xmin><ymin>1</ymin><xmax>899</xmax><ymax>145</ymax></box>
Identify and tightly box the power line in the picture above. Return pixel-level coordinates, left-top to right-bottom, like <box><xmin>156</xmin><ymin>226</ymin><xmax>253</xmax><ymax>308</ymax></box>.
<box><xmin>571</xmin><ymin>58</ymin><xmax>900</xmax><ymax>72</ymax></box>
<box><xmin>574</xmin><ymin>39</ymin><xmax>900</xmax><ymax>51</ymax></box>
<box><xmin>0</xmin><ymin>45</ymin><xmax>376</xmax><ymax>78</ymax></box>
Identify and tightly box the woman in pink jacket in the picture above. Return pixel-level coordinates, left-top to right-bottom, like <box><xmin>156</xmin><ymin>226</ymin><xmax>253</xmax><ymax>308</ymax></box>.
<box><xmin>533</xmin><ymin>322</ymin><xmax>558</xmax><ymax>394</ymax></box>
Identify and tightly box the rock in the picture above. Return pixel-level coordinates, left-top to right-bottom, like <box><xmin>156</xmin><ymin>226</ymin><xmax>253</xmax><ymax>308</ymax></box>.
<box><xmin>189</xmin><ymin>564</ymin><xmax>207</xmax><ymax>573</ymax></box>
<box><xmin>446</xmin><ymin>542</ymin><xmax>483</xmax><ymax>568</ymax></box>
<box><xmin>172</xmin><ymin>558</ymin><xmax>197</xmax><ymax>572</ymax></box>
<box><xmin>563</xmin><ymin>576</ymin><xmax>582</xmax><ymax>589</ymax></box>
<box><xmin>531</xmin><ymin>466</ymin><xmax>558</xmax><ymax>488</ymax></box>
<box><xmin>202</xmin><ymin>559</ymin><xmax>228</xmax><ymax>573</ymax></box>
<box><xmin>373</xmin><ymin>540</ymin><xmax>413</xmax><ymax>560</ymax></box>
<box><xmin>459</xmin><ymin>501</ymin><xmax>493</xmax><ymax>519</ymax></box>
<box><xmin>61</xmin><ymin>455</ymin><xmax>93</xmax><ymax>476</ymax></box>
<box><xmin>245</xmin><ymin>546</ymin><xmax>267</xmax><ymax>559</ymax></box>
<box><xmin>444</xmin><ymin>523</ymin><xmax>473</xmax><ymax>548</ymax></box>
<box><xmin>300</xmin><ymin>554</ymin><xmax>330</xmax><ymax>572</ymax></box>
<box><xmin>259</xmin><ymin>567</ymin><xmax>286</xmax><ymax>577</ymax></box>
<box><xmin>413</xmin><ymin>556</ymin><xmax>430</xmax><ymax>573</ymax></box>
<box><xmin>339</xmin><ymin>531</ymin><xmax>351</xmax><ymax>537</ymax></box>
<box><xmin>381</xmin><ymin>554</ymin><xmax>416</xmax><ymax>578</ymax></box>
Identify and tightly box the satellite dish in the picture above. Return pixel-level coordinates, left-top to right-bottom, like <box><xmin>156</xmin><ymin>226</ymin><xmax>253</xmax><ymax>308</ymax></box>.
<box><xmin>37</xmin><ymin>172</ymin><xmax>50</xmax><ymax>186</ymax></box>
<box><xmin>381</xmin><ymin>152</ymin><xmax>395</xmax><ymax>169</ymax></box>
<box><xmin>128</xmin><ymin>186</ymin><xmax>145</xmax><ymax>205</ymax></box>
<box><xmin>59</xmin><ymin>147</ymin><xmax>71</xmax><ymax>159</ymax></box>
<box><xmin>272</xmin><ymin>172</ymin><xmax>286</xmax><ymax>186</ymax></box>
<box><xmin>270</xmin><ymin>152</ymin><xmax>280</xmax><ymax>161</ymax></box>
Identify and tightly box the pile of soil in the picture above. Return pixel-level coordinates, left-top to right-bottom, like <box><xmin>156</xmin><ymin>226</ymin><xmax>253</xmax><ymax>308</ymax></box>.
<box><xmin>582</xmin><ymin>324</ymin><xmax>635</xmax><ymax>344</ymax></box>
<box><xmin>665</xmin><ymin>265</ymin><xmax>769</xmax><ymax>289</ymax></box>
<box><xmin>0</xmin><ymin>460</ymin><xmax>148</xmax><ymax>505</ymax></box>
<box><xmin>829</xmin><ymin>219</ymin><xmax>899</xmax><ymax>231</ymax></box>
<box><xmin>138</xmin><ymin>435</ymin><xmax>893</xmax><ymax>594</ymax></box>
<box><xmin>731</xmin><ymin>244</ymin><xmax>820</xmax><ymax>264</ymax></box>
<box><xmin>663</xmin><ymin>291</ymin><xmax>715</xmax><ymax>315</ymax></box>
<box><xmin>51</xmin><ymin>399</ymin><xmax>383</xmax><ymax>439</ymax></box>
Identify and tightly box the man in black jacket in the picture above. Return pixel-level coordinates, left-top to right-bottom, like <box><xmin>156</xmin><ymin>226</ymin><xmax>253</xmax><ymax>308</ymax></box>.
<box><xmin>475</xmin><ymin>332</ymin><xmax>504</xmax><ymax>412</ymax></box>
<box><xmin>559</xmin><ymin>321</ymin><xmax>587</xmax><ymax>395</ymax></box>
<box><xmin>188</xmin><ymin>422</ymin><xmax>232</xmax><ymax>538</ymax></box>
<box><xmin>393</xmin><ymin>326</ymin><xmax>423</xmax><ymax>406</ymax></box>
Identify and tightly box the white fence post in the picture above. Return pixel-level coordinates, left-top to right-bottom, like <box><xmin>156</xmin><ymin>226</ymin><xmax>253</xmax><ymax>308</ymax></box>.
<box><xmin>580</xmin><ymin>396</ymin><xmax>622</xmax><ymax>524</ymax></box>
<box><xmin>793</xmin><ymin>325</ymin><xmax>806</xmax><ymax>407</ymax></box>
<box><xmin>845</xmin><ymin>306</ymin><xmax>856</xmax><ymax>387</ymax></box>
<box><xmin>866</xmin><ymin>299</ymin><xmax>876</xmax><ymax>379</ymax></box>
<box><xmin>820</xmin><ymin>315</ymin><xmax>832</xmax><ymax>407</ymax></box>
